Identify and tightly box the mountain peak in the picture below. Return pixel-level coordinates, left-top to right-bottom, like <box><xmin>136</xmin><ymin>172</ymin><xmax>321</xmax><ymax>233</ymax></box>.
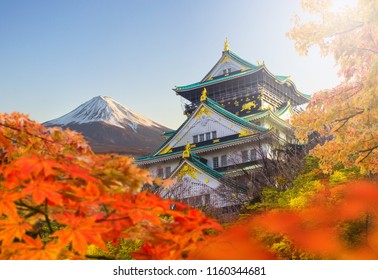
<box><xmin>44</xmin><ymin>96</ymin><xmax>166</xmax><ymax>132</ymax></box>
<box><xmin>96</xmin><ymin>95</ymin><xmax>111</xmax><ymax>100</ymax></box>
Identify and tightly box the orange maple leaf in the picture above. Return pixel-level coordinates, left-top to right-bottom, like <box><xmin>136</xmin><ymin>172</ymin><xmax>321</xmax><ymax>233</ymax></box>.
<box><xmin>0</xmin><ymin>215</ymin><xmax>33</xmax><ymax>246</ymax></box>
<box><xmin>0</xmin><ymin>191</ymin><xmax>21</xmax><ymax>217</ymax></box>
<box><xmin>52</xmin><ymin>214</ymin><xmax>109</xmax><ymax>256</ymax></box>
<box><xmin>19</xmin><ymin>236</ymin><xmax>63</xmax><ymax>260</ymax></box>
<box><xmin>22</xmin><ymin>180</ymin><xmax>64</xmax><ymax>206</ymax></box>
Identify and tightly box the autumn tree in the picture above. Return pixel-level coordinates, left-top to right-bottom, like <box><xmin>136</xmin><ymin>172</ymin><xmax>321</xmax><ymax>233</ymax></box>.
<box><xmin>288</xmin><ymin>0</ymin><xmax>378</xmax><ymax>175</ymax></box>
<box><xmin>190</xmin><ymin>179</ymin><xmax>378</xmax><ymax>260</ymax></box>
<box><xmin>0</xmin><ymin>113</ymin><xmax>221</xmax><ymax>259</ymax></box>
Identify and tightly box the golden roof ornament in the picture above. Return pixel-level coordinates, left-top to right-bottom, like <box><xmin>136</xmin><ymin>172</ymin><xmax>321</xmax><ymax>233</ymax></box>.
<box><xmin>224</xmin><ymin>38</ymin><xmax>229</xmax><ymax>52</ymax></box>
<box><xmin>200</xmin><ymin>88</ymin><xmax>207</xmax><ymax>102</ymax></box>
<box><xmin>257</xmin><ymin>60</ymin><xmax>265</xmax><ymax>66</ymax></box>
<box><xmin>182</xmin><ymin>142</ymin><xmax>191</xmax><ymax>158</ymax></box>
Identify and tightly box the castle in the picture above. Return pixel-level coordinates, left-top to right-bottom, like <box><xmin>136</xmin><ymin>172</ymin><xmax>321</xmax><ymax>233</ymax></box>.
<box><xmin>135</xmin><ymin>40</ymin><xmax>310</xmax><ymax>219</ymax></box>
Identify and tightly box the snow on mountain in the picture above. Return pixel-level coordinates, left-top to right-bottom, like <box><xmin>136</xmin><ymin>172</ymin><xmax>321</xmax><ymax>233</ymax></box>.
<box><xmin>44</xmin><ymin>96</ymin><xmax>170</xmax><ymax>156</ymax></box>
<box><xmin>44</xmin><ymin>95</ymin><xmax>164</xmax><ymax>132</ymax></box>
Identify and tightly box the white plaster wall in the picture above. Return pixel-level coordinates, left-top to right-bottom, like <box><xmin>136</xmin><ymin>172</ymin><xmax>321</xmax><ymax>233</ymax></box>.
<box><xmin>211</xmin><ymin>60</ymin><xmax>244</xmax><ymax>77</ymax></box>
<box><xmin>162</xmin><ymin>174</ymin><xmax>241</xmax><ymax>209</ymax></box>
<box><xmin>165</xmin><ymin>109</ymin><xmax>246</xmax><ymax>149</ymax></box>
<box><xmin>279</xmin><ymin>109</ymin><xmax>292</xmax><ymax>121</ymax></box>
<box><xmin>200</xmin><ymin>142</ymin><xmax>264</xmax><ymax>168</ymax></box>
<box><xmin>148</xmin><ymin>158</ymin><xmax>180</xmax><ymax>179</ymax></box>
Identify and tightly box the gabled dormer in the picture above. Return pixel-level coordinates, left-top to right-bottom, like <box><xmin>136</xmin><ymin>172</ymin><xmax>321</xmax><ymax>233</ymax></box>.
<box><xmin>201</xmin><ymin>39</ymin><xmax>260</xmax><ymax>82</ymax></box>
<box><xmin>151</xmin><ymin>90</ymin><xmax>267</xmax><ymax>157</ymax></box>
<box><xmin>165</xmin><ymin>146</ymin><xmax>240</xmax><ymax>207</ymax></box>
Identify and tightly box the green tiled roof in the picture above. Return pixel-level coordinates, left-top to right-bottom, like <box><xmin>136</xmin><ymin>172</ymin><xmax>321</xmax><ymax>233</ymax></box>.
<box><xmin>242</xmin><ymin>106</ymin><xmax>292</xmax><ymax>129</ymax></box>
<box><xmin>275</xmin><ymin>103</ymin><xmax>291</xmax><ymax>116</ymax></box>
<box><xmin>275</xmin><ymin>75</ymin><xmax>290</xmax><ymax>81</ymax></box>
<box><xmin>135</xmin><ymin>131</ymin><xmax>264</xmax><ymax>163</ymax></box>
<box><xmin>242</xmin><ymin>110</ymin><xmax>270</xmax><ymax>121</ymax></box>
<box><xmin>190</xmin><ymin>154</ymin><xmax>223</xmax><ymax>180</ymax></box>
<box><xmin>176</xmin><ymin>68</ymin><xmax>258</xmax><ymax>91</ymax></box>
<box><xmin>221</xmin><ymin>164</ymin><xmax>263</xmax><ymax>175</ymax></box>
<box><xmin>175</xmin><ymin>49</ymin><xmax>311</xmax><ymax>102</ymax></box>
<box><xmin>163</xmin><ymin>130</ymin><xmax>176</xmax><ymax>137</ymax></box>
<box><xmin>167</xmin><ymin>153</ymin><xmax>239</xmax><ymax>190</ymax></box>
<box><xmin>188</xmin><ymin>153</ymin><xmax>239</xmax><ymax>189</ymax></box>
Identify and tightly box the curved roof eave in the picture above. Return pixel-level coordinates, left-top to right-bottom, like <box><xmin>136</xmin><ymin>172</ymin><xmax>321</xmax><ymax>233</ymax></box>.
<box><xmin>175</xmin><ymin>65</ymin><xmax>311</xmax><ymax>102</ymax></box>
<box><xmin>260</xmin><ymin>66</ymin><xmax>311</xmax><ymax>101</ymax></box>
<box><xmin>243</xmin><ymin>108</ymin><xmax>292</xmax><ymax>129</ymax></box>
<box><xmin>175</xmin><ymin>68</ymin><xmax>259</xmax><ymax>92</ymax></box>
<box><xmin>135</xmin><ymin>131</ymin><xmax>272</xmax><ymax>164</ymax></box>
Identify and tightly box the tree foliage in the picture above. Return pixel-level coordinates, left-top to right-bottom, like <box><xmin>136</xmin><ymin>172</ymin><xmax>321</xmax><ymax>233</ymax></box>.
<box><xmin>288</xmin><ymin>0</ymin><xmax>378</xmax><ymax>174</ymax></box>
<box><xmin>192</xmin><ymin>180</ymin><xmax>378</xmax><ymax>260</ymax></box>
<box><xmin>1</xmin><ymin>1</ymin><xmax>377</xmax><ymax>261</ymax></box>
<box><xmin>0</xmin><ymin>112</ymin><xmax>221</xmax><ymax>259</ymax></box>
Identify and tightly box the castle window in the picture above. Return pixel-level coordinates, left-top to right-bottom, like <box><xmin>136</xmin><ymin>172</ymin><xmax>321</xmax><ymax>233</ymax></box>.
<box><xmin>157</xmin><ymin>168</ymin><xmax>164</xmax><ymax>178</ymax></box>
<box><xmin>221</xmin><ymin>155</ymin><xmax>228</xmax><ymax>167</ymax></box>
<box><xmin>204</xmin><ymin>194</ymin><xmax>210</xmax><ymax>204</ymax></box>
<box><xmin>165</xmin><ymin>166</ymin><xmax>171</xmax><ymax>178</ymax></box>
<box><xmin>181</xmin><ymin>194</ymin><xmax>210</xmax><ymax>208</ymax></box>
<box><xmin>213</xmin><ymin>157</ymin><xmax>219</xmax><ymax>168</ymax></box>
<box><xmin>250</xmin><ymin>149</ymin><xmax>257</xmax><ymax>161</ymax></box>
<box><xmin>241</xmin><ymin>150</ymin><xmax>249</xmax><ymax>162</ymax></box>
<box><xmin>192</xmin><ymin>131</ymin><xmax>218</xmax><ymax>144</ymax></box>
<box><xmin>212</xmin><ymin>131</ymin><xmax>217</xmax><ymax>139</ymax></box>
<box><xmin>206</xmin><ymin>132</ymin><xmax>211</xmax><ymax>141</ymax></box>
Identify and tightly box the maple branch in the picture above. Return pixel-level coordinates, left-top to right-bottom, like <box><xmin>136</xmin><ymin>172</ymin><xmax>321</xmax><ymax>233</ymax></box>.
<box><xmin>0</xmin><ymin>122</ymin><xmax>57</xmax><ymax>155</ymax></box>
<box><xmin>357</xmin><ymin>145</ymin><xmax>378</xmax><ymax>163</ymax></box>
<box><xmin>15</xmin><ymin>199</ymin><xmax>54</xmax><ymax>234</ymax></box>
<box><xmin>328</xmin><ymin>21</ymin><xmax>364</xmax><ymax>38</ymax></box>
<box><xmin>16</xmin><ymin>200</ymin><xmax>46</xmax><ymax>216</ymax></box>
<box><xmin>85</xmin><ymin>254</ymin><xmax>113</xmax><ymax>260</ymax></box>
<box><xmin>101</xmin><ymin>204</ymin><xmax>116</xmax><ymax>219</ymax></box>
<box><xmin>357</xmin><ymin>48</ymin><xmax>378</xmax><ymax>55</ymax></box>
<box><xmin>0</xmin><ymin>122</ymin><xmax>52</xmax><ymax>143</ymax></box>
<box><xmin>333</xmin><ymin>109</ymin><xmax>364</xmax><ymax>132</ymax></box>
<box><xmin>45</xmin><ymin>199</ymin><xmax>54</xmax><ymax>234</ymax></box>
<box><xmin>96</xmin><ymin>214</ymin><xmax>131</xmax><ymax>223</ymax></box>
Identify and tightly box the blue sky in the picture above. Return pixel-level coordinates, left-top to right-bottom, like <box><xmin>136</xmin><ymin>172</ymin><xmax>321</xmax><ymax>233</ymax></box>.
<box><xmin>1</xmin><ymin>0</ymin><xmax>344</xmax><ymax>129</ymax></box>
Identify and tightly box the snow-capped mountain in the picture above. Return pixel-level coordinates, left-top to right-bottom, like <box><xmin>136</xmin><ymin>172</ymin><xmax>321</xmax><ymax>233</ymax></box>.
<box><xmin>44</xmin><ymin>96</ymin><xmax>170</xmax><ymax>156</ymax></box>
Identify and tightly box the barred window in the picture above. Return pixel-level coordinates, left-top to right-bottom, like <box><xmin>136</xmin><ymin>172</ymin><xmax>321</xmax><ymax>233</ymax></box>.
<box><xmin>221</xmin><ymin>155</ymin><xmax>228</xmax><ymax>167</ymax></box>
<box><xmin>213</xmin><ymin>157</ymin><xmax>219</xmax><ymax>168</ymax></box>
<box><xmin>212</xmin><ymin>131</ymin><xmax>217</xmax><ymax>139</ymax></box>
<box><xmin>241</xmin><ymin>150</ymin><xmax>249</xmax><ymax>162</ymax></box>
<box><xmin>206</xmin><ymin>132</ymin><xmax>211</xmax><ymax>141</ymax></box>
<box><xmin>192</xmin><ymin>131</ymin><xmax>217</xmax><ymax>143</ymax></box>
<box><xmin>250</xmin><ymin>149</ymin><xmax>257</xmax><ymax>161</ymax></box>
<box><xmin>157</xmin><ymin>168</ymin><xmax>164</xmax><ymax>178</ymax></box>
<box><xmin>165</xmin><ymin>166</ymin><xmax>171</xmax><ymax>178</ymax></box>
